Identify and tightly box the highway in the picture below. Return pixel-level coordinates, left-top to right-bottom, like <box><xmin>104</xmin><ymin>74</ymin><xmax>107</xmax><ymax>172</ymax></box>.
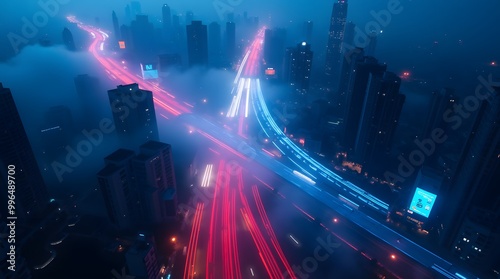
<box><xmin>69</xmin><ymin>16</ymin><xmax>478</xmax><ymax>279</ymax></box>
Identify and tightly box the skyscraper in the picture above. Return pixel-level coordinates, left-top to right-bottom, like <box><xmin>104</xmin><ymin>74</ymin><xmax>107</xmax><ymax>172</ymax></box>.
<box><xmin>354</xmin><ymin>71</ymin><xmax>405</xmax><ymax>174</ymax></box>
<box><xmin>112</xmin><ymin>11</ymin><xmax>121</xmax><ymax>44</ymax></box>
<box><xmin>283</xmin><ymin>42</ymin><xmax>314</xmax><ymax>92</ymax></box>
<box><xmin>225</xmin><ymin>21</ymin><xmax>236</xmax><ymax>65</ymax></box>
<box><xmin>365</xmin><ymin>31</ymin><xmax>378</xmax><ymax>57</ymax></box>
<box><xmin>107</xmin><ymin>83</ymin><xmax>159</xmax><ymax>145</ymax></box>
<box><xmin>263</xmin><ymin>28</ymin><xmax>287</xmax><ymax>77</ymax></box>
<box><xmin>342</xmin><ymin>21</ymin><xmax>355</xmax><ymax>54</ymax></box>
<box><xmin>162</xmin><ymin>4</ymin><xmax>171</xmax><ymax>32</ymax></box>
<box><xmin>186</xmin><ymin>21</ymin><xmax>208</xmax><ymax>67</ymax></box>
<box><xmin>0</xmin><ymin>83</ymin><xmax>49</xmax><ymax>219</ymax></box>
<box><xmin>130</xmin><ymin>15</ymin><xmax>154</xmax><ymax>57</ymax></box>
<box><xmin>97</xmin><ymin>149</ymin><xmax>136</xmax><ymax>229</ymax></box>
<box><xmin>208</xmin><ymin>22</ymin><xmax>222</xmax><ymax>66</ymax></box>
<box><xmin>62</xmin><ymin>27</ymin><xmax>76</xmax><ymax>51</ymax></box>
<box><xmin>337</xmin><ymin>47</ymin><xmax>364</xmax><ymax>117</ymax></box>
<box><xmin>185</xmin><ymin>11</ymin><xmax>194</xmax><ymax>25</ymax></box>
<box><xmin>440</xmin><ymin>86</ymin><xmax>500</xmax><ymax>251</ymax></box>
<box><xmin>342</xmin><ymin>56</ymin><xmax>386</xmax><ymax>149</ymax></box>
<box><xmin>133</xmin><ymin>141</ymin><xmax>178</xmax><ymax>224</ymax></box>
<box><xmin>325</xmin><ymin>0</ymin><xmax>348</xmax><ymax>90</ymax></box>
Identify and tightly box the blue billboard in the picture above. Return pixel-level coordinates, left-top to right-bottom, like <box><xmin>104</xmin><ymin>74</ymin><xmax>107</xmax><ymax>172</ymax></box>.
<box><xmin>140</xmin><ymin>63</ymin><xmax>158</xmax><ymax>80</ymax></box>
<box><xmin>409</xmin><ymin>187</ymin><xmax>437</xmax><ymax>218</ymax></box>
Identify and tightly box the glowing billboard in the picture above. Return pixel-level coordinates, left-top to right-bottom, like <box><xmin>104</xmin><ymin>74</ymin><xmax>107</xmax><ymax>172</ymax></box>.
<box><xmin>140</xmin><ymin>63</ymin><xmax>158</xmax><ymax>80</ymax></box>
<box><xmin>118</xmin><ymin>40</ymin><xmax>126</xmax><ymax>49</ymax></box>
<box><xmin>409</xmin><ymin>187</ymin><xmax>437</xmax><ymax>218</ymax></box>
<box><xmin>265</xmin><ymin>68</ymin><xmax>276</xmax><ymax>76</ymax></box>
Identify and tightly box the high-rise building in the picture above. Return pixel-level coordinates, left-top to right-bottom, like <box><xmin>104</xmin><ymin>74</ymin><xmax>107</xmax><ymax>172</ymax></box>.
<box><xmin>112</xmin><ymin>11</ymin><xmax>121</xmax><ymax>44</ymax></box>
<box><xmin>225</xmin><ymin>21</ymin><xmax>236</xmax><ymax>64</ymax></box>
<box><xmin>125</xmin><ymin>234</ymin><xmax>162</xmax><ymax>279</ymax></box>
<box><xmin>162</xmin><ymin>4</ymin><xmax>171</xmax><ymax>32</ymax></box>
<box><xmin>186</xmin><ymin>21</ymin><xmax>208</xmax><ymax>67</ymax></box>
<box><xmin>107</xmin><ymin>83</ymin><xmax>159</xmax><ymax>145</ymax></box>
<box><xmin>283</xmin><ymin>42</ymin><xmax>313</xmax><ymax>92</ymax></box>
<box><xmin>130</xmin><ymin>1</ymin><xmax>142</xmax><ymax>16</ymax></box>
<box><xmin>133</xmin><ymin>141</ymin><xmax>178</xmax><ymax>224</ymax></box>
<box><xmin>120</xmin><ymin>24</ymin><xmax>131</xmax><ymax>49</ymax></box>
<box><xmin>336</xmin><ymin>47</ymin><xmax>364</xmax><ymax>117</ymax></box>
<box><xmin>208</xmin><ymin>22</ymin><xmax>222</xmax><ymax>66</ymax></box>
<box><xmin>342</xmin><ymin>56</ymin><xmax>386</xmax><ymax>149</ymax></box>
<box><xmin>422</xmin><ymin>88</ymin><xmax>457</xmax><ymax>139</ymax></box>
<box><xmin>97</xmin><ymin>149</ymin><xmax>136</xmax><ymax>229</ymax></box>
<box><xmin>0</xmin><ymin>83</ymin><xmax>49</xmax><ymax>219</ymax></box>
<box><xmin>62</xmin><ymin>27</ymin><xmax>76</xmax><ymax>51</ymax></box>
<box><xmin>130</xmin><ymin>15</ymin><xmax>154</xmax><ymax>57</ymax></box>
<box><xmin>263</xmin><ymin>28</ymin><xmax>287</xmax><ymax>77</ymax></box>
<box><xmin>440</xmin><ymin>86</ymin><xmax>500</xmax><ymax>253</ymax></box>
<box><xmin>325</xmin><ymin>0</ymin><xmax>348</xmax><ymax>90</ymax></box>
<box><xmin>354</xmin><ymin>71</ymin><xmax>405</xmax><ymax>174</ymax></box>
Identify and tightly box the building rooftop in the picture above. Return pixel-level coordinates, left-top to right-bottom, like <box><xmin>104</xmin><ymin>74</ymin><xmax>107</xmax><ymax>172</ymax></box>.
<box><xmin>104</xmin><ymin>149</ymin><xmax>135</xmax><ymax>164</ymax></box>
<box><xmin>140</xmin><ymin>140</ymin><xmax>170</xmax><ymax>151</ymax></box>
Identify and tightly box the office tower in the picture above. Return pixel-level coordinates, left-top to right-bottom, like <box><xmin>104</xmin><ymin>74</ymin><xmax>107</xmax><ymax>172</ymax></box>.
<box><xmin>112</xmin><ymin>11</ymin><xmax>121</xmax><ymax>43</ymax></box>
<box><xmin>208</xmin><ymin>22</ymin><xmax>222</xmax><ymax>66</ymax></box>
<box><xmin>342</xmin><ymin>21</ymin><xmax>355</xmax><ymax>53</ymax></box>
<box><xmin>97</xmin><ymin>149</ymin><xmax>136</xmax><ymax>229</ymax></box>
<box><xmin>225</xmin><ymin>21</ymin><xmax>236</xmax><ymax>64</ymax></box>
<box><xmin>185</xmin><ymin>11</ymin><xmax>194</xmax><ymax>25</ymax></box>
<box><xmin>0</xmin><ymin>83</ymin><xmax>49</xmax><ymax>219</ymax></box>
<box><xmin>125</xmin><ymin>4</ymin><xmax>131</xmax><ymax>23</ymax></box>
<box><xmin>325</xmin><ymin>0</ymin><xmax>348</xmax><ymax>89</ymax></box>
<box><xmin>126</xmin><ymin>234</ymin><xmax>162</xmax><ymax>279</ymax></box>
<box><xmin>62</xmin><ymin>27</ymin><xmax>76</xmax><ymax>51</ymax></box>
<box><xmin>263</xmin><ymin>28</ymin><xmax>287</xmax><ymax>77</ymax></box>
<box><xmin>162</xmin><ymin>4</ymin><xmax>171</xmax><ymax>32</ymax></box>
<box><xmin>303</xmin><ymin>21</ymin><xmax>313</xmax><ymax>42</ymax></box>
<box><xmin>422</xmin><ymin>88</ymin><xmax>457</xmax><ymax>139</ymax></box>
<box><xmin>342</xmin><ymin>56</ymin><xmax>386</xmax><ymax>149</ymax></box>
<box><xmin>158</xmin><ymin>53</ymin><xmax>182</xmax><ymax>72</ymax></box>
<box><xmin>440</xmin><ymin>86</ymin><xmax>500</xmax><ymax>254</ymax></box>
<box><xmin>107</xmin><ymin>83</ymin><xmax>159</xmax><ymax>145</ymax></box>
<box><xmin>354</xmin><ymin>72</ymin><xmax>405</xmax><ymax>174</ymax></box>
<box><xmin>337</xmin><ymin>47</ymin><xmax>364</xmax><ymax>117</ymax></box>
<box><xmin>130</xmin><ymin>15</ymin><xmax>154</xmax><ymax>57</ymax></box>
<box><xmin>133</xmin><ymin>141</ymin><xmax>178</xmax><ymax>224</ymax></box>
<box><xmin>283</xmin><ymin>42</ymin><xmax>313</xmax><ymax>92</ymax></box>
<box><xmin>365</xmin><ymin>31</ymin><xmax>378</xmax><ymax>57</ymax></box>
<box><xmin>186</xmin><ymin>21</ymin><xmax>208</xmax><ymax>67</ymax></box>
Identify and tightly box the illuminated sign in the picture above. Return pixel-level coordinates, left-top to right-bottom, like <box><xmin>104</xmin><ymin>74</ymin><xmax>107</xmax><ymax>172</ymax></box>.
<box><xmin>265</xmin><ymin>68</ymin><xmax>276</xmax><ymax>76</ymax></box>
<box><xmin>118</xmin><ymin>41</ymin><xmax>126</xmax><ymax>49</ymax></box>
<box><xmin>140</xmin><ymin>63</ymin><xmax>158</xmax><ymax>80</ymax></box>
<box><xmin>409</xmin><ymin>187</ymin><xmax>437</xmax><ymax>218</ymax></box>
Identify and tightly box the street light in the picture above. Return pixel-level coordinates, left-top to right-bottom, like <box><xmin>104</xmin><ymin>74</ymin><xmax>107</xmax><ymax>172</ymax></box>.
<box><xmin>171</xmin><ymin>237</ymin><xmax>176</xmax><ymax>243</ymax></box>
<box><xmin>390</xmin><ymin>254</ymin><xmax>396</xmax><ymax>260</ymax></box>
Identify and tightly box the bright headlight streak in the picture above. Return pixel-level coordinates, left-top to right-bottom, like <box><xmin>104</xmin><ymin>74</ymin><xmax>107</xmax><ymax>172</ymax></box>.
<box><xmin>293</xmin><ymin>170</ymin><xmax>316</xmax><ymax>185</ymax></box>
<box><xmin>233</xmin><ymin>51</ymin><xmax>250</xmax><ymax>84</ymax></box>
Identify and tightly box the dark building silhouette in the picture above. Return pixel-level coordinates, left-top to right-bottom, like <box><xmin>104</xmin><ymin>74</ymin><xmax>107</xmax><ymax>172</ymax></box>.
<box><xmin>107</xmin><ymin>83</ymin><xmax>159</xmax><ymax>146</ymax></box>
<box><xmin>283</xmin><ymin>42</ymin><xmax>313</xmax><ymax>92</ymax></box>
<box><xmin>441</xmin><ymin>86</ymin><xmax>500</xmax><ymax>256</ymax></box>
<box><xmin>208</xmin><ymin>22</ymin><xmax>222</xmax><ymax>66</ymax></box>
<box><xmin>120</xmin><ymin>24</ymin><xmax>131</xmax><ymax>49</ymax></box>
<box><xmin>130</xmin><ymin>15</ymin><xmax>154</xmax><ymax>58</ymax></box>
<box><xmin>342</xmin><ymin>56</ymin><xmax>386</xmax><ymax>149</ymax></box>
<box><xmin>263</xmin><ymin>28</ymin><xmax>287</xmax><ymax>78</ymax></box>
<box><xmin>225</xmin><ymin>22</ymin><xmax>236</xmax><ymax>65</ymax></box>
<box><xmin>354</xmin><ymin>72</ymin><xmax>405</xmax><ymax>174</ymax></box>
<box><xmin>337</xmin><ymin>47</ymin><xmax>364</xmax><ymax>117</ymax></box>
<box><xmin>62</xmin><ymin>27</ymin><xmax>76</xmax><ymax>51</ymax></box>
<box><xmin>98</xmin><ymin>140</ymin><xmax>178</xmax><ymax>228</ymax></box>
<box><xmin>325</xmin><ymin>0</ymin><xmax>348</xmax><ymax>90</ymax></box>
<box><xmin>112</xmin><ymin>11</ymin><xmax>121</xmax><ymax>44</ymax></box>
<box><xmin>125</xmin><ymin>234</ymin><xmax>162</xmax><ymax>279</ymax></box>
<box><xmin>171</xmin><ymin>14</ymin><xmax>183</xmax><ymax>52</ymax></box>
<box><xmin>162</xmin><ymin>4</ymin><xmax>171</xmax><ymax>32</ymax></box>
<box><xmin>186</xmin><ymin>21</ymin><xmax>208</xmax><ymax>67</ymax></box>
<box><xmin>0</xmin><ymin>83</ymin><xmax>49</xmax><ymax>219</ymax></box>
<box><xmin>97</xmin><ymin>149</ymin><xmax>136</xmax><ymax>229</ymax></box>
